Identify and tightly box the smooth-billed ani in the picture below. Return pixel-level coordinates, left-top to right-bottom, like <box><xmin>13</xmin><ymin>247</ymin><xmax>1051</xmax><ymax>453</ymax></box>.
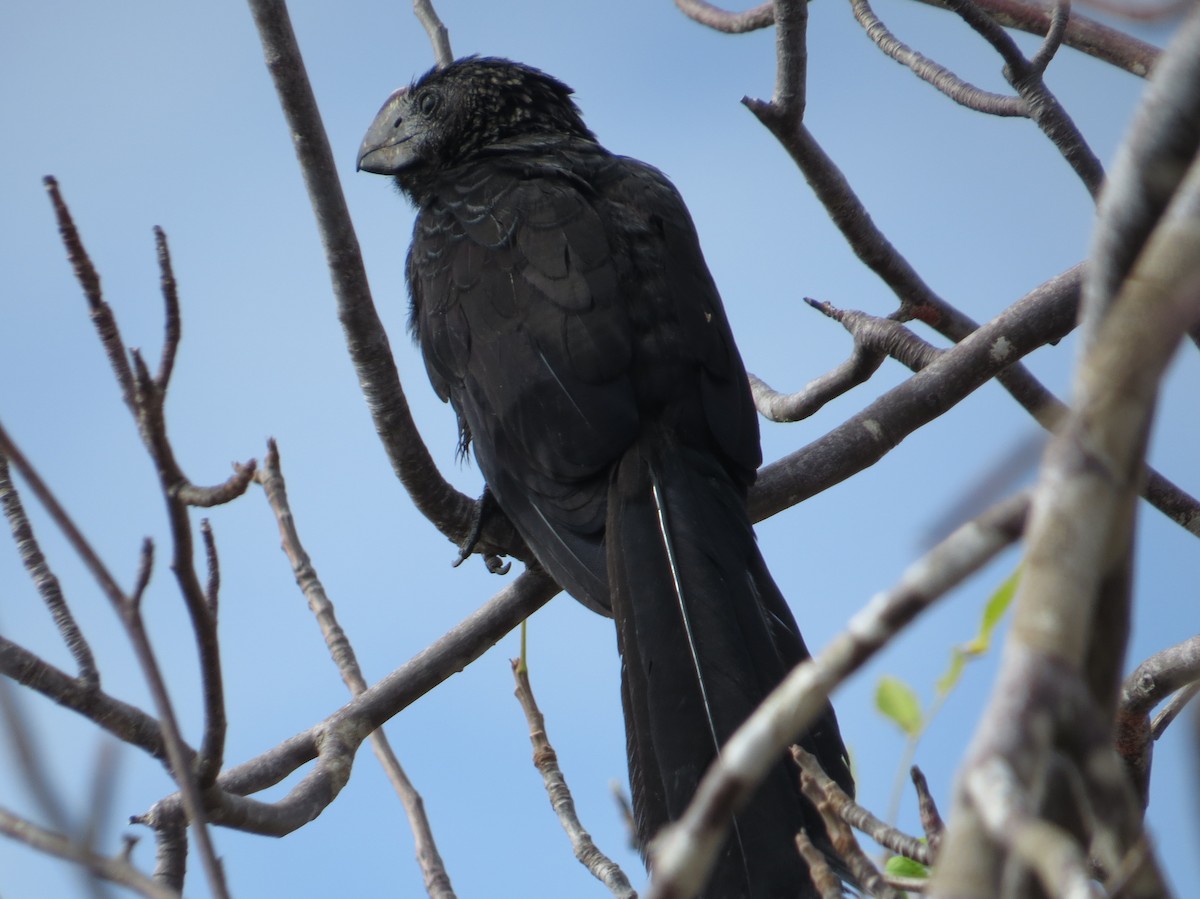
<box><xmin>358</xmin><ymin>57</ymin><xmax>852</xmax><ymax>898</ymax></box>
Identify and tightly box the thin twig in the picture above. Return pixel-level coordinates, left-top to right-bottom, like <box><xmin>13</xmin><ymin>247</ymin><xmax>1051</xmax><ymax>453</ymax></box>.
<box><xmin>747</xmin><ymin>269</ymin><xmax>1080</xmax><ymax>520</ymax></box>
<box><xmin>750</xmin><ymin>301</ymin><xmax>941</xmax><ymax>422</ymax></box>
<box><xmin>793</xmin><ymin>830</ymin><xmax>844</xmax><ymax>899</ymax></box>
<box><xmin>794</xmin><ymin>745</ymin><xmax>931</xmax><ymax>865</ymax></box>
<box><xmin>849</xmin><ymin>0</ymin><xmax>1026</xmax><ymax>116</ymax></box>
<box><xmin>746</xmin><ymin>266</ymin><xmax>1200</xmax><ymax>539</ymax></box>
<box><xmin>43</xmin><ymin>177</ymin><xmax>137</xmax><ymax>410</ymax></box>
<box><xmin>910</xmin><ymin>766</ymin><xmax>945</xmax><ymax>855</ymax></box>
<box><xmin>1151</xmin><ymin>682</ymin><xmax>1199</xmax><ymax>740</ymax></box>
<box><xmin>512</xmin><ymin>659</ymin><xmax>637</xmax><ymax>898</ymax></box>
<box><xmin>0</xmin><ymin>807</ymin><xmax>180</xmax><ymax>899</ymax></box>
<box><xmin>0</xmin><ymin>634</ymin><xmax>167</xmax><ymax>759</ymax></box>
<box><xmin>255</xmin><ymin>439</ymin><xmax>456</xmax><ymax>899</ymax></box>
<box><xmin>674</xmin><ymin>0</ymin><xmax>1160</xmax><ymax>75</ymax></box>
<box><xmin>935</xmin><ymin>0</ymin><xmax>1105</xmax><ymax>195</ymax></box>
<box><xmin>0</xmin><ymin>452</ymin><xmax>98</xmax><ymax>685</ymax></box>
<box><xmin>44</xmin><ymin>182</ymin><xmax>232</xmax><ymax>791</ymax></box>
<box><xmin>794</xmin><ymin>754</ymin><xmax>899</xmax><ymax>899</ymax></box>
<box><xmin>153</xmin><ymin>226</ymin><xmax>181</xmax><ymax>390</ymax></box>
<box><xmin>141</xmin><ymin>569</ymin><xmax>560</xmax><ymax>839</ymax></box>
<box><xmin>116</xmin><ymin>547</ymin><xmax>232</xmax><ymax>899</ymax></box>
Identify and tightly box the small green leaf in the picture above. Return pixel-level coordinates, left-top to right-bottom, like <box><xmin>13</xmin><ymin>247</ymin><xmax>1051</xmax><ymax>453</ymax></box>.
<box><xmin>885</xmin><ymin>854</ymin><xmax>930</xmax><ymax>878</ymax></box>
<box><xmin>875</xmin><ymin>675</ymin><xmax>923</xmax><ymax>736</ymax></box>
<box><xmin>935</xmin><ymin>567</ymin><xmax>1020</xmax><ymax>697</ymax></box>
<box><xmin>963</xmin><ymin>567</ymin><xmax>1019</xmax><ymax>655</ymax></box>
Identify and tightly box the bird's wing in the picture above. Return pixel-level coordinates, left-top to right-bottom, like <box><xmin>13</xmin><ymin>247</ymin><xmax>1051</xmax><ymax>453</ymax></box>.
<box><xmin>408</xmin><ymin>149</ymin><xmax>763</xmax><ymax>613</ymax></box>
<box><xmin>408</xmin><ymin>152</ymin><xmax>638</xmax><ymax>611</ymax></box>
<box><xmin>599</xmin><ymin>155</ymin><xmax>763</xmax><ymax>485</ymax></box>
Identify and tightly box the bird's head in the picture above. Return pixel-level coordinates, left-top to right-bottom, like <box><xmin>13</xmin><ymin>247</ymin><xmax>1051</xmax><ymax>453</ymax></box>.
<box><xmin>357</xmin><ymin>56</ymin><xmax>595</xmax><ymax>191</ymax></box>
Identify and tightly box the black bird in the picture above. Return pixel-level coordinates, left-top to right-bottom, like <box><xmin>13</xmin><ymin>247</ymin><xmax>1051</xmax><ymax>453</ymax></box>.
<box><xmin>358</xmin><ymin>57</ymin><xmax>852</xmax><ymax>898</ymax></box>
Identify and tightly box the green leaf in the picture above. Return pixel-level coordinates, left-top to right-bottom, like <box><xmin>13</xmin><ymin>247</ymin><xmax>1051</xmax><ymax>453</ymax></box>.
<box><xmin>936</xmin><ymin>567</ymin><xmax>1020</xmax><ymax>696</ymax></box>
<box><xmin>885</xmin><ymin>854</ymin><xmax>930</xmax><ymax>878</ymax></box>
<box><xmin>875</xmin><ymin>675</ymin><xmax>923</xmax><ymax>736</ymax></box>
<box><xmin>962</xmin><ymin>567</ymin><xmax>1019</xmax><ymax>655</ymax></box>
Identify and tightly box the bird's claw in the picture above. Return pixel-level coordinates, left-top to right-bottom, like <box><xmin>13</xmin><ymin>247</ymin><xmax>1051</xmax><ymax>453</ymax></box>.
<box><xmin>452</xmin><ymin>487</ymin><xmax>511</xmax><ymax>575</ymax></box>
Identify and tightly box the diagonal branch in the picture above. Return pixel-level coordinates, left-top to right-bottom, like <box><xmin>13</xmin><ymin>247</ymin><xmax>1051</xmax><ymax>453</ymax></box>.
<box><xmin>0</xmin><ymin>453</ymin><xmax>97</xmax><ymax>686</ymax></box>
<box><xmin>256</xmin><ymin>439</ymin><xmax>457</xmax><ymax>899</ymax></box>
<box><xmin>244</xmin><ymin>0</ymin><xmax>492</xmax><ymax>558</ymax></box>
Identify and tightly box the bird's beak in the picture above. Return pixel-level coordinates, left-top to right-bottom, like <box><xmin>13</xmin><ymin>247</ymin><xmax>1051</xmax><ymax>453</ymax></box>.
<box><xmin>357</xmin><ymin>87</ymin><xmax>417</xmax><ymax>174</ymax></box>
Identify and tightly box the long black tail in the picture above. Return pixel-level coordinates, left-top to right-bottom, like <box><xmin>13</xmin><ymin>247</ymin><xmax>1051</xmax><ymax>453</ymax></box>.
<box><xmin>607</xmin><ymin>436</ymin><xmax>852</xmax><ymax>899</ymax></box>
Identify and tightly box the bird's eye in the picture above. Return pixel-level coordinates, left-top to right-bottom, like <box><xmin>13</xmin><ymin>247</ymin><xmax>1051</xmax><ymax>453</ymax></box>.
<box><xmin>419</xmin><ymin>92</ymin><xmax>439</xmax><ymax>115</ymax></box>
<box><xmin>393</xmin><ymin>116</ymin><xmax>403</xmax><ymax>129</ymax></box>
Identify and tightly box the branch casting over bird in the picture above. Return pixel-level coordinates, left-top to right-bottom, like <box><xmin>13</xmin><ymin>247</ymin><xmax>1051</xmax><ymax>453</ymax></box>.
<box><xmin>358</xmin><ymin>56</ymin><xmax>852</xmax><ymax>898</ymax></box>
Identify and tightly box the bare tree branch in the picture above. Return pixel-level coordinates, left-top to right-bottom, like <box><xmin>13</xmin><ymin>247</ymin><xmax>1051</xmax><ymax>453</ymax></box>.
<box><xmin>940</xmin><ymin>0</ymin><xmax>1106</xmax><ymax>196</ymax></box>
<box><xmin>850</xmin><ymin>0</ymin><xmax>1026</xmax><ymax>115</ymax></box>
<box><xmin>255</xmin><ymin>439</ymin><xmax>457</xmax><ymax>899</ymax></box>
<box><xmin>141</xmin><ymin>569</ymin><xmax>560</xmax><ymax>840</ymax></box>
<box><xmin>794</xmin><ymin>748</ymin><xmax>900</xmax><ymax>898</ymax></box>
<box><xmin>414</xmin><ymin>0</ymin><xmax>453</xmax><ymax>67</ymax></box>
<box><xmin>963</xmin><ymin>757</ymin><xmax>1104</xmax><ymax>899</ymax></box>
<box><xmin>0</xmin><ymin>452</ymin><xmax>97</xmax><ymax>686</ymax></box>
<box><xmin>675</xmin><ymin>0</ymin><xmax>1160</xmax><ymax>75</ymax></box>
<box><xmin>748</xmin><ymin>269</ymin><xmax>1079</xmax><ymax>520</ymax></box>
<box><xmin>933</xmin><ymin>13</ymin><xmax>1200</xmax><ymax>891</ymax></box>
<box><xmin>792</xmin><ymin>746</ymin><xmax>933</xmax><ymax>867</ymax></box>
<box><xmin>1116</xmin><ymin>635</ymin><xmax>1200</xmax><ymax>808</ymax></box>
<box><xmin>115</xmin><ymin>543</ymin><xmax>232</xmax><ymax>899</ymax></box>
<box><xmin>0</xmin><ymin>807</ymin><xmax>180</xmax><ymax>899</ymax></box>
<box><xmin>746</xmin><ymin>266</ymin><xmax>1200</xmax><ymax>539</ymax></box>
<box><xmin>913</xmin><ymin>0</ymin><xmax>1160</xmax><ymax>76</ymax></box>
<box><xmin>793</xmin><ymin>829</ymin><xmax>844</xmax><ymax>899</ymax></box>
<box><xmin>245</xmin><ymin>0</ymin><xmax>506</xmax><ymax>564</ymax></box>
<box><xmin>512</xmin><ymin>656</ymin><xmax>637</xmax><ymax>898</ymax></box>
<box><xmin>674</xmin><ymin>0</ymin><xmax>774</xmax><ymax>32</ymax></box>
<box><xmin>910</xmin><ymin>766</ymin><xmax>945</xmax><ymax>854</ymax></box>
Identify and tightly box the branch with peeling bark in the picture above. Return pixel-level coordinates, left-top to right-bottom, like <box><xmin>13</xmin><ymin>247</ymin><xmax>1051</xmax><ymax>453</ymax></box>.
<box><xmin>932</xmin><ymin>10</ymin><xmax>1200</xmax><ymax>896</ymax></box>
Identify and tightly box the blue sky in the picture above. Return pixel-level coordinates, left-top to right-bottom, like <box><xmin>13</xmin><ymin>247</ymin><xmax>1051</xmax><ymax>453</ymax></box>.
<box><xmin>1</xmin><ymin>2</ymin><xmax>1196</xmax><ymax>897</ymax></box>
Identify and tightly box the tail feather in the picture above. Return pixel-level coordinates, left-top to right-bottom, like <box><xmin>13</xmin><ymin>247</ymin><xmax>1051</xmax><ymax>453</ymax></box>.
<box><xmin>607</xmin><ymin>436</ymin><xmax>849</xmax><ymax>898</ymax></box>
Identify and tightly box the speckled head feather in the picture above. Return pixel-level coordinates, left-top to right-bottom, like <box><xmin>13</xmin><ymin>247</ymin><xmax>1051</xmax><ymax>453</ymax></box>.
<box><xmin>358</xmin><ymin>56</ymin><xmax>599</xmax><ymax>203</ymax></box>
<box><xmin>414</xmin><ymin>56</ymin><xmax>595</xmax><ymax>155</ymax></box>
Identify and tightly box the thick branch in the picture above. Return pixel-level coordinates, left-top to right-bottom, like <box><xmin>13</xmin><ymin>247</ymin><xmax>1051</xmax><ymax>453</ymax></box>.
<box><xmin>245</xmin><ymin>0</ymin><xmax>481</xmax><ymax>550</ymax></box>
<box><xmin>146</xmin><ymin>570</ymin><xmax>559</xmax><ymax>836</ymax></box>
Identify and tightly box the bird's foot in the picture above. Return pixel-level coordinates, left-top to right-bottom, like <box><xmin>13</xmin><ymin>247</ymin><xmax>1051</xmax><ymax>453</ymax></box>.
<box><xmin>453</xmin><ymin>487</ymin><xmax>512</xmax><ymax>575</ymax></box>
